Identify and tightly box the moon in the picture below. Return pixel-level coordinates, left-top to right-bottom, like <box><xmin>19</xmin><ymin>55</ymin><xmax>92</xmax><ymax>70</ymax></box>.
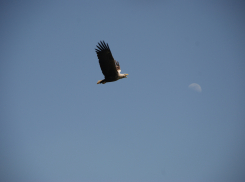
<box><xmin>188</xmin><ymin>83</ymin><xmax>202</xmax><ymax>92</ymax></box>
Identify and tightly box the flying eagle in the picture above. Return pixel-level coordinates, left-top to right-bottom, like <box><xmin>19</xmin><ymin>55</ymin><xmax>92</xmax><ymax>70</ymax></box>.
<box><xmin>95</xmin><ymin>41</ymin><xmax>128</xmax><ymax>84</ymax></box>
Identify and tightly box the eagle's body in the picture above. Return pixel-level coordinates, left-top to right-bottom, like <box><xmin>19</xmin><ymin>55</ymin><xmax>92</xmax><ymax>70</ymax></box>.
<box><xmin>95</xmin><ymin>41</ymin><xmax>128</xmax><ymax>84</ymax></box>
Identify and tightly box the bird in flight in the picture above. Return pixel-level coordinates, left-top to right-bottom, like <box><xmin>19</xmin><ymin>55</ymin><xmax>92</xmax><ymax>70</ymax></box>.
<box><xmin>95</xmin><ymin>41</ymin><xmax>128</xmax><ymax>84</ymax></box>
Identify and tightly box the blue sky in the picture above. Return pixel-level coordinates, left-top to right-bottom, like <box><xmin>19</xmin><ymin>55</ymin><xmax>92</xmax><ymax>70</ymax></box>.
<box><xmin>0</xmin><ymin>0</ymin><xmax>245</xmax><ymax>181</ymax></box>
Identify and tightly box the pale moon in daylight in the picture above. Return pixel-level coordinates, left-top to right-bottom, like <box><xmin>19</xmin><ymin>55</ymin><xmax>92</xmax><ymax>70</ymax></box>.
<box><xmin>188</xmin><ymin>83</ymin><xmax>202</xmax><ymax>92</ymax></box>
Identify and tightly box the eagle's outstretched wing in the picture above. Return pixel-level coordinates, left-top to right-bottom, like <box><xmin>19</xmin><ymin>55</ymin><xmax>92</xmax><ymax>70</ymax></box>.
<box><xmin>95</xmin><ymin>41</ymin><xmax>118</xmax><ymax>78</ymax></box>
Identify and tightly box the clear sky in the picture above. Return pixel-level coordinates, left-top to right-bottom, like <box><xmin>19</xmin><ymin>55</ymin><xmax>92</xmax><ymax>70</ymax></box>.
<box><xmin>1</xmin><ymin>0</ymin><xmax>245</xmax><ymax>182</ymax></box>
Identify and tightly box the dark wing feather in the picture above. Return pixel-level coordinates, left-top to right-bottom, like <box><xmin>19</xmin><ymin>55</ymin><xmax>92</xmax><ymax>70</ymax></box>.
<box><xmin>115</xmin><ymin>61</ymin><xmax>120</xmax><ymax>71</ymax></box>
<box><xmin>95</xmin><ymin>41</ymin><xmax>118</xmax><ymax>78</ymax></box>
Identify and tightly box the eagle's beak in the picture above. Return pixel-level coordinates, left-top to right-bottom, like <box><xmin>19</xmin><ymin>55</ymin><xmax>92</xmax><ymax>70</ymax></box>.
<box><xmin>125</xmin><ymin>74</ymin><xmax>128</xmax><ymax>78</ymax></box>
